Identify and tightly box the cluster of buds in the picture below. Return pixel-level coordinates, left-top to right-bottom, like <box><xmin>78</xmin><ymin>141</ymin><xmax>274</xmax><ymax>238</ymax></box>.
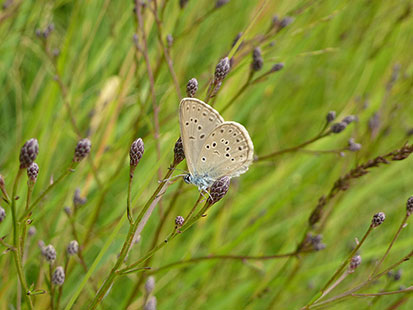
<box><xmin>186</xmin><ymin>78</ymin><xmax>198</xmax><ymax>98</ymax></box>
<box><xmin>387</xmin><ymin>269</ymin><xmax>402</xmax><ymax>281</ymax></box>
<box><xmin>35</xmin><ymin>23</ymin><xmax>55</xmax><ymax>39</ymax></box>
<box><xmin>42</xmin><ymin>244</ymin><xmax>57</xmax><ymax>263</ymax></box>
<box><xmin>348</xmin><ymin>255</ymin><xmax>362</xmax><ymax>273</ymax></box>
<box><xmin>19</xmin><ymin>138</ymin><xmax>39</xmax><ymax>169</ymax></box>
<box><xmin>305</xmin><ymin>233</ymin><xmax>326</xmax><ymax>251</ymax></box>
<box><xmin>207</xmin><ymin>176</ymin><xmax>230</xmax><ymax>204</ymax></box>
<box><xmin>145</xmin><ymin>276</ymin><xmax>155</xmax><ymax>294</ymax></box>
<box><xmin>73</xmin><ymin>138</ymin><xmax>92</xmax><ymax>162</ymax></box>
<box><xmin>67</xmin><ymin>240</ymin><xmax>79</xmax><ymax>256</ymax></box>
<box><xmin>0</xmin><ymin>206</ymin><xmax>5</xmax><ymax>223</ymax></box>
<box><xmin>214</xmin><ymin>57</ymin><xmax>230</xmax><ymax>84</ymax></box>
<box><xmin>251</xmin><ymin>47</ymin><xmax>263</xmax><ymax>72</ymax></box>
<box><xmin>130</xmin><ymin>138</ymin><xmax>144</xmax><ymax>169</ymax></box>
<box><xmin>330</xmin><ymin>115</ymin><xmax>358</xmax><ymax>134</ymax></box>
<box><xmin>175</xmin><ymin>216</ymin><xmax>184</xmax><ymax>227</ymax></box>
<box><xmin>272</xmin><ymin>15</ymin><xmax>294</xmax><ymax>31</ymax></box>
<box><xmin>73</xmin><ymin>188</ymin><xmax>87</xmax><ymax>208</ymax></box>
<box><xmin>215</xmin><ymin>0</ymin><xmax>230</xmax><ymax>8</ymax></box>
<box><xmin>144</xmin><ymin>296</ymin><xmax>157</xmax><ymax>310</ymax></box>
<box><xmin>406</xmin><ymin>196</ymin><xmax>413</xmax><ymax>216</ymax></box>
<box><xmin>371</xmin><ymin>212</ymin><xmax>386</xmax><ymax>228</ymax></box>
<box><xmin>27</xmin><ymin>162</ymin><xmax>39</xmax><ymax>183</ymax></box>
<box><xmin>173</xmin><ymin>137</ymin><xmax>185</xmax><ymax>166</ymax></box>
<box><xmin>348</xmin><ymin>138</ymin><xmax>362</xmax><ymax>152</ymax></box>
<box><xmin>52</xmin><ymin>266</ymin><xmax>65</xmax><ymax>286</ymax></box>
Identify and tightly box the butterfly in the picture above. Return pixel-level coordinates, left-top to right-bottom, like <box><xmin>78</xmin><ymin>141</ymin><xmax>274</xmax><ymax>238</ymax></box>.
<box><xmin>179</xmin><ymin>98</ymin><xmax>254</xmax><ymax>192</ymax></box>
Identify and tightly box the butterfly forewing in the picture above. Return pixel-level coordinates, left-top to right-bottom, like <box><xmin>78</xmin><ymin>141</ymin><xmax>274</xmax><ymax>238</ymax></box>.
<box><xmin>179</xmin><ymin>98</ymin><xmax>224</xmax><ymax>174</ymax></box>
<box><xmin>195</xmin><ymin>121</ymin><xmax>254</xmax><ymax>179</ymax></box>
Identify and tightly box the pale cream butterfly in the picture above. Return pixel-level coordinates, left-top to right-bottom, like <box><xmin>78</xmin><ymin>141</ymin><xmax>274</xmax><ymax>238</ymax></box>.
<box><xmin>179</xmin><ymin>98</ymin><xmax>254</xmax><ymax>192</ymax></box>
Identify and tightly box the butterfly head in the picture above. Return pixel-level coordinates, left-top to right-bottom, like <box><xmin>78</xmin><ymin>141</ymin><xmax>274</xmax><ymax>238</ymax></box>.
<box><xmin>183</xmin><ymin>173</ymin><xmax>215</xmax><ymax>192</ymax></box>
<box><xmin>183</xmin><ymin>173</ymin><xmax>192</xmax><ymax>184</ymax></box>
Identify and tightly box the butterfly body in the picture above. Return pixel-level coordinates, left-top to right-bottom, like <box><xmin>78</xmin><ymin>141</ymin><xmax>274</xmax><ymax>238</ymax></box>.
<box><xmin>179</xmin><ymin>98</ymin><xmax>254</xmax><ymax>192</ymax></box>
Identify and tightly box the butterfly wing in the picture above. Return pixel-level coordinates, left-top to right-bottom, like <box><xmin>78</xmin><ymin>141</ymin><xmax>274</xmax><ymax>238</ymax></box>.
<box><xmin>195</xmin><ymin>121</ymin><xmax>254</xmax><ymax>179</ymax></box>
<box><xmin>179</xmin><ymin>98</ymin><xmax>224</xmax><ymax>174</ymax></box>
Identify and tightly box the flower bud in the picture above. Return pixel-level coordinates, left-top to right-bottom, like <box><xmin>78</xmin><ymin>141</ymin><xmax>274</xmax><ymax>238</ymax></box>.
<box><xmin>371</xmin><ymin>212</ymin><xmax>385</xmax><ymax>228</ymax></box>
<box><xmin>331</xmin><ymin>122</ymin><xmax>347</xmax><ymax>134</ymax></box>
<box><xmin>175</xmin><ymin>216</ymin><xmax>184</xmax><ymax>227</ymax></box>
<box><xmin>43</xmin><ymin>244</ymin><xmax>57</xmax><ymax>263</ymax></box>
<box><xmin>19</xmin><ymin>138</ymin><xmax>39</xmax><ymax>169</ymax></box>
<box><xmin>348</xmin><ymin>255</ymin><xmax>361</xmax><ymax>272</ymax></box>
<box><xmin>207</xmin><ymin>176</ymin><xmax>230</xmax><ymax>204</ymax></box>
<box><xmin>145</xmin><ymin>276</ymin><xmax>155</xmax><ymax>294</ymax></box>
<box><xmin>130</xmin><ymin>138</ymin><xmax>144</xmax><ymax>167</ymax></box>
<box><xmin>173</xmin><ymin>137</ymin><xmax>185</xmax><ymax>165</ymax></box>
<box><xmin>214</xmin><ymin>57</ymin><xmax>230</xmax><ymax>83</ymax></box>
<box><xmin>251</xmin><ymin>47</ymin><xmax>263</xmax><ymax>71</ymax></box>
<box><xmin>27</xmin><ymin>162</ymin><xmax>39</xmax><ymax>182</ymax></box>
<box><xmin>144</xmin><ymin>296</ymin><xmax>157</xmax><ymax>310</ymax></box>
<box><xmin>0</xmin><ymin>206</ymin><xmax>5</xmax><ymax>223</ymax></box>
<box><xmin>52</xmin><ymin>266</ymin><xmax>65</xmax><ymax>286</ymax></box>
<box><xmin>67</xmin><ymin>240</ymin><xmax>79</xmax><ymax>255</ymax></box>
<box><xmin>73</xmin><ymin>138</ymin><xmax>91</xmax><ymax>162</ymax></box>
<box><xmin>326</xmin><ymin>111</ymin><xmax>336</xmax><ymax>123</ymax></box>
<box><xmin>406</xmin><ymin>196</ymin><xmax>413</xmax><ymax>216</ymax></box>
<box><xmin>186</xmin><ymin>78</ymin><xmax>198</xmax><ymax>98</ymax></box>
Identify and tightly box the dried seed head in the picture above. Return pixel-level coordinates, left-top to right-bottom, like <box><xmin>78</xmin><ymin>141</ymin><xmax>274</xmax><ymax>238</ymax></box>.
<box><xmin>173</xmin><ymin>137</ymin><xmax>185</xmax><ymax>165</ymax></box>
<box><xmin>0</xmin><ymin>206</ymin><xmax>5</xmax><ymax>223</ymax></box>
<box><xmin>43</xmin><ymin>244</ymin><xmax>57</xmax><ymax>263</ymax></box>
<box><xmin>73</xmin><ymin>138</ymin><xmax>91</xmax><ymax>162</ymax></box>
<box><xmin>215</xmin><ymin>0</ymin><xmax>229</xmax><ymax>8</ymax></box>
<box><xmin>214</xmin><ymin>57</ymin><xmax>230</xmax><ymax>83</ymax></box>
<box><xmin>28</xmin><ymin>226</ymin><xmax>37</xmax><ymax>236</ymax></box>
<box><xmin>348</xmin><ymin>255</ymin><xmax>362</xmax><ymax>272</ymax></box>
<box><xmin>67</xmin><ymin>240</ymin><xmax>79</xmax><ymax>255</ymax></box>
<box><xmin>144</xmin><ymin>296</ymin><xmax>157</xmax><ymax>310</ymax></box>
<box><xmin>279</xmin><ymin>17</ymin><xmax>294</xmax><ymax>28</ymax></box>
<box><xmin>52</xmin><ymin>266</ymin><xmax>65</xmax><ymax>286</ymax></box>
<box><xmin>331</xmin><ymin>122</ymin><xmax>347</xmax><ymax>134</ymax></box>
<box><xmin>179</xmin><ymin>0</ymin><xmax>189</xmax><ymax>9</ymax></box>
<box><xmin>27</xmin><ymin>163</ymin><xmax>39</xmax><ymax>182</ymax></box>
<box><xmin>343</xmin><ymin>115</ymin><xmax>358</xmax><ymax>125</ymax></box>
<box><xmin>175</xmin><ymin>216</ymin><xmax>184</xmax><ymax>227</ymax></box>
<box><xmin>406</xmin><ymin>196</ymin><xmax>413</xmax><ymax>216</ymax></box>
<box><xmin>208</xmin><ymin>176</ymin><xmax>230</xmax><ymax>204</ymax></box>
<box><xmin>306</xmin><ymin>233</ymin><xmax>326</xmax><ymax>251</ymax></box>
<box><xmin>348</xmin><ymin>138</ymin><xmax>362</xmax><ymax>152</ymax></box>
<box><xmin>186</xmin><ymin>78</ymin><xmax>199</xmax><ymax>98</ymax></box>
<box><xmin>252</xmin><ymin>47</ymin><xmax>264</xmax><ymax>72</ymax></box>
<box><xmin>145</xmin><ymin>276</ymin><xmax>155</xmax><ymax>294</ymax></box>
<box><xmin>270</xmin><ymin>62</ymin><xmax>284</xmax><ymax>73</ymax></box>
<box><xmin>19</xmin><ymin>138</ymin><xmax>39</xmax><ymax>169</ymax></box>
<box><xmin>166</xmin><ymin>34</ymin><xmax>173</xmax><ymax>48</ymax></box>
<box><xmin>371</xmin><ymin>212</ymin><xmax>386</xmax><ymax>228</ymax></box>
<box><xmin>326</xmin><ymin>111</ymin><xmax>336</xmax><ymax>123</ymax></box>
<box><xmin>73</xmin><ymin>188</ymin><xmax>87</xmax><ymax>208</ymax></box>
<box><xmin>130</xmin><ymin>138</ymin><xmax>144</xmax><ymax>167</ymax></box>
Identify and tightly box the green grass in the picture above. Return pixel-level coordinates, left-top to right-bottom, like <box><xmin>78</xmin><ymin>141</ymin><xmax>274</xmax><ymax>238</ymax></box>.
<box><xmin>1</xmin><ymin>0</ymin><xmax>413</xmax><ymax>309</ymax></box>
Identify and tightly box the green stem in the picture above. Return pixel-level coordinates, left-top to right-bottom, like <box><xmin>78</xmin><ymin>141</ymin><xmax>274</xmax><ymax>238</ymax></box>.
<box><xmin>127</xmin><ymin>168</ymin><xmax>134</xmax><ymax>224</ymax></box>
<box><xmin>10</xmin><ymin>168</ymin><xmax>34</xmax><ymax>309</ymax></box>
<box><xmin>88</xmin><ymin>168</ymin><xmax>174</xmax><ymax>309</ymax></box>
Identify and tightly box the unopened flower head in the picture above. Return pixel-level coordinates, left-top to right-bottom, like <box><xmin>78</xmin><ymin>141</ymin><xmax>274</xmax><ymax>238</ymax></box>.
<box><xmin>145</xmin><ymin>276</ymin><xmax>155</xmax><ymax>294</ymax></box>
<box><xmin>28</xmin><ymin>226</ymin><xmax>37</xmax><ymax>236</ymax></box>
<box><xmin>214</xmin><ymin>57</ymin><xmax>230</xmax><ymax>83</ymax></box>
<box><xmin>207</xmin><ymin>176</ymin><xmax>230</xmax><ymax>204</ymax></box>
<box><xmin>19</xmin><ymin>138</ymin><xmax>39</xmax><ymax>169</ymax></box>
<box><xmin>371</xmin><ymin>212</ymin><xmax>386</xmax><ymax>228</ymax></box>
<box><xmin>0</xmin><ymin>206</ymin><xmax>5</xmax><ymax>223</ymax></box>
<box><xmin>279</xmin><ymin>17</ymin><xmax>294</xmax><ymax>28</ymax></box>
<box><xmin>406</xmin><ymin>196</ymin><xmax>413</xmax><ymax>216</ymax></box>
<box><xmin>73</xmin><ymin>138</ymin><xmax>91</xmax><ymax>162</ymax></box>
<box><xmin>252</xmin><ymin>47</ymin><xmax>263</xmax><ymax>71</ymax></box>
<box><xmin>73</xmin><ymin>188</ymin><xmax>87</xmax><ymax>208</ymax></box>
<box><xmin>27</xmin><ymin>162</ymin><xmax>39</xmax><ymax>182</ymax></box>
<box><xmin>67</xmin><ymin>240</ymin><xmax>79</xmax><ymax>255</ymax></box>
<box><xmin>130</xmin><ymin>138</ymin><xmax>144</xmax><ymax>167</ymax></box>
<box><xmin>144</xmin><ymin>296</ymin><xmax>157</xmax><ymax>310</ymax></box>
<box><xmin>326</xmin><ymin>111</ymin><xmax>336</xmax><ymax>123</ymax></box>
<box><xmin>348</xmin><ymin>138</ymin><xmax>362</xmax><ymax>152</ymax></box>
<box><xmin>343</xmin><ymin>115</ymin><xmax>358</xmax><ymax>125</ymax></box>
<box><xmin>348</xmin><ymin>255</ymin><xmax>362</xmax><ymax>272</ymax></box>
<box><xmin>43</xmin><ymin>244</ymin><xmax>57</xmax><ymax>263</ymax></box>
<box><xmin>173</xmin><ymin>137</ymin><xmax>185</xmax><ymax>165</ymax></box>
<box><xmin>186</xmin><ymin>78</ymin><xmax>198</xmax><ymax>98</ymax></box>
<box><xmin>331</xmin><ymin>122</ymin><xmax>347</xmax><ymax>134</ymax></box>
<box><xmin>270</xmin><ymin>63</ymin><xmax>284</xmax><ymax>73</ymax></box>
<box><xmin>215</xmin><ymin>0</ymin><xmax>229</xmax><ymax>8</ymax></box>
<box><xmin>175</xmin><ymin>216</ymin><xmax>184</xmax><ymax>227</ymax></box>
<box><xmin>52</xmin><ymin>266</ymin><xmax>65</xmax><ymax>286</ymax></box>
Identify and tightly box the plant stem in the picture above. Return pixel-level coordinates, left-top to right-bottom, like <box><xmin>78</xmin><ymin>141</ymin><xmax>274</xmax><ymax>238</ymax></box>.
<box><xmin>127</xmin><ymin>170</ymin><xmax>134</xmax><ymax>224</ymax></box>
<box><xmin>369</xmin><ymin>214</ymin><xmax>409</xmax><ymax>278</ymax></box>
<box><xmin>88</xmin><ymin>168</ymin><xmax>174</xmax><ymax>309</ymax></box>
<box><xmin>305</xmin><ymin>225</ymin><xmax>373</xmax><ymax>308</ymax></box>
<box><xmin>10</xmin><ymin>168</ymin><xmax>34</xmax><ymax>309</ymax></box>
<box><xmin>184</xmin><ymin>194</ymin><xmax>203</xmax><ymax>223</ymax></box>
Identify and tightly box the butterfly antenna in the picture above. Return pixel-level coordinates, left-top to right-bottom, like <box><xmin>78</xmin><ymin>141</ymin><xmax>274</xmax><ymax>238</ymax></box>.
<box><xmin>158</xmin><ymin>174</ymin><xmax>186</xmax><ymax>184</ymax></box>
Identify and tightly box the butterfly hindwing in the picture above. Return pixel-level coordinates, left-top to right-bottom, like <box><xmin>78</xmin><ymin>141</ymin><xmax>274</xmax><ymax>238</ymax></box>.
<box><xmin>195</xmin><ymin>121</ymin><xmax>254</xmax><ymax>179</ymax></box>
<box><xmin>179</xmin><ymin>98</ymin><xmax>224</xmax><ymax>174</ymax></box>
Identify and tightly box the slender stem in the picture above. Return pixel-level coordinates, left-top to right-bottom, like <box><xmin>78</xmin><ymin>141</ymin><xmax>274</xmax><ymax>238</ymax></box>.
<box><xmin>21</xmin><ymin>163</ymin><xmax>75</xmax><ymax>221</ymax></box>
<box><xmin>150</xmin><ymin>250</ymin><xmax>311</xmax><ymax>274</ymax></box>
<box><xmin>305</xmin><ymin>225</ymin><xmax>373</xmax><ymax>308</ymax></box>
<box><xmin>49</xmin><ymin>264</ymin><xmax>55</xmax><ymax>310</ymax></box>
<box><xmin>256</xmin><ymin>131</ymin><xmax>331</xmax><ymax>162</ymax></box>
<box><xmin>135</xmin><ymin>0</ymin><xmax>162</xmax><ymax>183</ymax></box>
<box><xmin>20</xmin><ymin>182</ymin><xmax>33</xmax><ymax>256</ymax></box>
<box><xmin>184</xmin><ymin>194</ymin><xmax>203</xmax><ymax>223</ymax></box>
<box><xmin>69</xmin><ymin>214</ymin><xmax>88</xmax><ymax>272</ymax></box>
<box><xmin>369</xmin><ymin>214</ymin><xmax>409</xmax><ymax>278</ymax></box>
<box><xmin>127</xmin><ymin>169</ymin><xmax>134</xmax><ymax>224</ymax></box>
<box><xmin>151</xmin><ymin>0</ymin><xmax>182</xmax><ymax>98</ymax></box>
<box><xmin>351</xmin><ymin>287</ymin><xmax>413</xmax><ymax>297</ymax></box>
<box><xmin>10</xmin><ymin>169</ymin><xmax>34</xmax><ymax>309</ymax></box>
<box><xmin>56</xmin><ymin>256</ymin><xmax>69</xmax><ymax>310</ymax></box>
<box><xmin>88</xmin><ymin>168</ymin><xmax>174</xmax><ymax>309</ymax></box>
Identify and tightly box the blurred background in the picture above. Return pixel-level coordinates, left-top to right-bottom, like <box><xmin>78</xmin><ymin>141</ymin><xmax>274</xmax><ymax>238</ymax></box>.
<box><xmin>1</xmin><ymin>0</ymin><xmax>413</xmax><ymax>309</ymax></box>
